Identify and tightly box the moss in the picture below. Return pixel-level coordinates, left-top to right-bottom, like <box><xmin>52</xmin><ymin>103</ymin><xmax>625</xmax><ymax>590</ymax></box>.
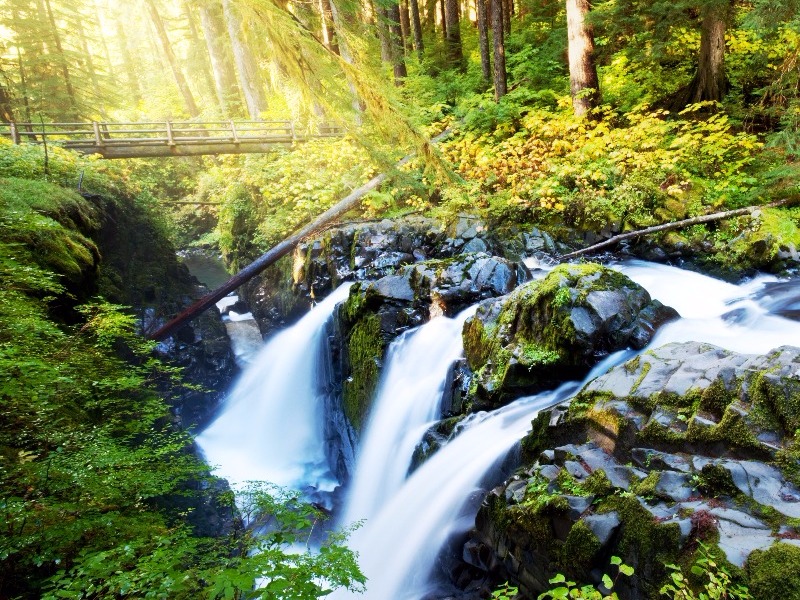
<box><xmin>342</xmin><ymin>313</ymin><xmax>384</xmax><ymax>432</ymax></box>
<box><xmin>598</xmin><ymin>494</ymin><xmax>682</xmax><ymax>598</ymax></box>
<box><xmin>583</xmin><ymin>469</ymin><xmax>614</xmax><ymax>497</ymax></box>
<box><xmin>746</xmin><ymin>543</ymin><xmax>800</xmax><ymax>600</ymax></box>
<box><xmin>630</xmin><ymin>360</ymin><xmax>652</xmax><ymax>395</ymax></box>
<box><xmin>634</xmin><ymin>471</ymin><xmax>660</xmax><ymax>498</ymax></box>
<box><xmin>698</xmin><ymin>377</ymin><xmax>734</xmax><ymax>418</ymax></box>
<box><xmin>698</xmin><ymin>463</ymin><xmax>738</xmax><ymax>497</ymax></box>
<box><xmin>560</xmin><ymin>520</ymin><xmax>601</xmax><ymax>575</ymax></box>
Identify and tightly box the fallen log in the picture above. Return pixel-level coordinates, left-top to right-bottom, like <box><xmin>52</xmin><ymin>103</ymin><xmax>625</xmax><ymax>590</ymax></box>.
<box><xmin>559</xmin><ymin>198</ymin><xmax>797</xmax><ymax>261</ymax></box>
<box><xmin>148</xmin><ymin>130</ymin><xmax>450</xmax><ymax>341</ymax></box>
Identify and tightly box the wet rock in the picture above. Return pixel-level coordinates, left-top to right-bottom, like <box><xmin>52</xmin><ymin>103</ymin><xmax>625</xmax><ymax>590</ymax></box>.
<box><xmin>463</xmin><ymin>263</ymin><xmax>679</xmax><ymax>408</ymax></box>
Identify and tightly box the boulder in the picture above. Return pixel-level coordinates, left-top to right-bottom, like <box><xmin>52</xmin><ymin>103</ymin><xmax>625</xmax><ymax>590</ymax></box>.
<box><xmin>463</xmin><ymin>263</ymin><xmax>678</xmax><ymax>408</ymax></box>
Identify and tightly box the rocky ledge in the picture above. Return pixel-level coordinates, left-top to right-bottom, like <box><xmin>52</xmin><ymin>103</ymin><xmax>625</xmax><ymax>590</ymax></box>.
<box><xmin>465</xmin><ymin>341</ymin><xmax>800</xmax><ymax>600</ymax></box>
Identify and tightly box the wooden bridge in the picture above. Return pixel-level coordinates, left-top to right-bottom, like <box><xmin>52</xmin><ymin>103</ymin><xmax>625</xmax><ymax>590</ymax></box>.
<box><xmin>0</xmin><ymin>120</ymin><xmax>343</xmax><ymax>159</ymax></box>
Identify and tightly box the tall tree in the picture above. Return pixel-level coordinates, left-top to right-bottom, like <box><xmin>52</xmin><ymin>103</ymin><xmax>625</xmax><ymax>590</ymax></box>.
<box><xmin>199</xmin><ymin>1</ymin><xmax>242</xmax><ymax>116</ymax></box>
<box><xmin>221</xmin><ymin>0</ymin><xmax>269</xmax><ymax>119</ymax></box>
<box><xmin>444</xmin><ymin>0</ymin><xmax>464</xmax><ymax>69</ymax></box>
<box><xmin>144</xmin><ymin>0</ymin><xmax>201</xmax><ymax>118</ymax></box>
<box><xmin>476</xmin><ymin>0</ymin><xmax>491</xmax><ymax>83</ymax></box>
<box><xmin>409</xmin><ymin>0</ymin><xmax>424</xmax><ymax>58</ymax></box>
<box><xmin>387</xmin><ymin>0</ymin><xmax>408</xmax><ymax>83</ymax></box>
<box><xmin>318</xmin><ymin>0</ymin><xmax>340</xmax><ymax>54</ymax></box>
<box><xmin>566</xmin><ymin>0</ymin><xmax>600</xmax><ymax>116</ymax></box>
<box><xmin>399</xmin><ymin>0</ymin><xmax>413</xmax><ymax>53</ymax></box>
<box><xmin>491</xmin><ymin>0</ymin><xmax>507</xmax><ymax>99</ymax></box>
<box><xmin>684</xmin><ymin>0</ymin><xmax>733</xmax><ymax>105</ymax></box>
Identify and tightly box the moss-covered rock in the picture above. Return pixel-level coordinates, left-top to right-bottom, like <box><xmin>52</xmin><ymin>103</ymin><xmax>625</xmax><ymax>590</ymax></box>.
<box><xmin>746</xmin><ymin>543</ymin><xmax>800</xmax><ymax>600</ymax></box>
<box><xmin>463</xmin><ymin>263</ymin><xmax>678</xmax><ymax>408</ymax></box>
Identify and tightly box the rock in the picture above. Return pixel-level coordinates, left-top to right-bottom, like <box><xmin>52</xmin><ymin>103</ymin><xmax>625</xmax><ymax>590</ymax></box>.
<box><xmin>463</xmin><ymin>263</ymin><xmax>679</xmax><ymax>408</ymax></box>
<box><xmin>654</xmin><ymin>471</ymin><xmax>695</xmax><ymax>502</ymax></box>
<box><xmin>583</xmin><ymin>512</ymin><xmax>621</xmax><ymax>547</ymax></box>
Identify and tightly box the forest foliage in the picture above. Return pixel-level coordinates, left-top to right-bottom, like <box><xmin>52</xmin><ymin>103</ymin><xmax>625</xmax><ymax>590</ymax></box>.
<box><xmin>2</xmin><ymin>0</ymin><xmax>800</xmax><ymax>597</ymax></box>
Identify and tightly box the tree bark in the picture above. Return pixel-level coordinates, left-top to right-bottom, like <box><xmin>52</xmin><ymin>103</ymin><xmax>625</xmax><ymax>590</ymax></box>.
<box><xmin>476</xmin><ymin>0</ymin><xmax>491</xmax><ymax>84</ymax></box>
<box><xmin>400</xmin><ymin>0</ymin><xmax>413</xmax><ymax>52</ymax></box>
<box><xmin>566</xmin><ymin>0</ymin><xmax>600</xmax><ymax>117</ymax></box>
<box><xmin>145</xmin><ymin>0</ymin><xmax>201</xmax><ymax>118</ymax></box>
<box><xmin>687</xmin><ymin>0</ymin><xmax>730</xmax><ymax>105</ymax></box>
<box><xmin>440</xmin><ymin>0</ymin><xmax>448</xmax><ymax>41</ymax></box>
<box><xmin>559</xmin><ymin>199</ymin><xmax>799</xmax><ymax>260</ymax></box>
<box><xmin>409</xmin><ymin>0</ymin><xmax>425</xmax><ymax>58</ymax></box>
<box><xmin>444</xmin><ymin>0</ymin><xmax>464</xmax><ymax>69</ymax></box>
<box><xmin>148</xmin><ymin>129</ymin><xmax>452</xmax><ymax>341</ymax></box>
<box><xmin>200</xmin><ymin>2</ymin><xmax>242</xmax><ymax>116</ymax></box>
<box><xmin>0</xmin><ymin>83</ymin><xmax>14</xmax><ymax>123</ymax></box>
<box><xmin>387</xmin><ymin>1</ymin><xmax>408</xmax><ymax>83</ymax></box>
<box><xmin>319</xmin><ymin>0</ymin><xmax>340</xmax><ymax>54</ymax></box>
<box><xmin>377</xmin><ymin>6</ymin><xmax>393</xmax><ymax>62</ymax></box>
<box><xmin>221</xmin><ymin>0</ymin><xmax>269</xmax><ymax>119</ymax></box>
<box><xmin>503</xmin><ymin>0</ymin><xmax>511</xmax><ymax>36</ymax></box>
<box><xmin>328</xmin><ymin>0</ymin><xmax>364</xmax><ymax>118</ymax></box>
<box><xmin>491</xmin><ymin>0</ymin><xmax>507</xmax><ymax>100</ymax></box>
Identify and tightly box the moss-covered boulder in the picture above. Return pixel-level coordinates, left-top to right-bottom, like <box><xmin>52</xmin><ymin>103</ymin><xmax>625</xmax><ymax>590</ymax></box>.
<box><xmin>463</xmin><ymin>263</ymin><xmax>678</xmax><ymax>408</ymax></box>
<box><xmin>465</xmin><ymin>341</ymin><xmax>800</xmax><ymax>599</ymax></box>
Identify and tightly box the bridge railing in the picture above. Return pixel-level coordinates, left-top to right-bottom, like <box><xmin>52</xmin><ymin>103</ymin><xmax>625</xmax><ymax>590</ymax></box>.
<box><xmin>0</xmin><ymin>120</ymin><xmax>343</xmax><ymax>149</ymax></box>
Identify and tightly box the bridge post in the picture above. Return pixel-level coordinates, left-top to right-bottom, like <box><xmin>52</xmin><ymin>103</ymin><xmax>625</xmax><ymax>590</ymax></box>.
<box><xmin>230</xmin><ymin>120</ymin><xmax>240</xmax><ymax>144</ymax></box>
<box><xmin>10</xmin><ymin>122</ymin><xmax>20</xmax><ymax>144</ymax></box>
<box><xmin>92</xmin><ymin>121</ymin><xmax>104</xmax><ymax>147</ymax></box>
<box><xmin>165</xmin><ymin>121</ymin><xmax>176</xmax><ymax>146</ymax></box>
<box><xmin>290</xmin><ymin>121</ymin><xmax>296</xmax><ymax>140</ymax></box>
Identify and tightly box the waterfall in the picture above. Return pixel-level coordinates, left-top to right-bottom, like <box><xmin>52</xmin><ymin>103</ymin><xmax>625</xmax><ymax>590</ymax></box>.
<box><xmin>199</xmin><ymin>260</ymin><xmax>800</xmax><ymax>600</ymax></box>
<box><xmin>196</xmin><ymin>283</ymin><xmax>352</xmax><ymax>496</ymax></box>
<box><xmin>341</xmin><ymin>306</ymin><xmax>477</xmax><ymax>528</ymax></box>
<box><xmin>334</xmin><ymin>353</ymin><xmax>629</xmax><ymax>600</ymax></box>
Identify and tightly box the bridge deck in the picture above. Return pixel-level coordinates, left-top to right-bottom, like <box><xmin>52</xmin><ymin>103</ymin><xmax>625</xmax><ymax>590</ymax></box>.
<box><xmin>0</xmin><ymin>120</ymin><xmax>342</xmax><ymax>159</ymax></box>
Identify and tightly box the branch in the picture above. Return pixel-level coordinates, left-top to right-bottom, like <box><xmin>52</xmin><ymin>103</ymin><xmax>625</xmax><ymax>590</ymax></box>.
<box><xmin>147</xmin><ymin>130</ymin><xmax>451</xmax><ymax>341</ymax></box>
<box><xmin>559</xmin><ymin>198</ymin><xmax>798</xmax><ymax>261</ymax></box>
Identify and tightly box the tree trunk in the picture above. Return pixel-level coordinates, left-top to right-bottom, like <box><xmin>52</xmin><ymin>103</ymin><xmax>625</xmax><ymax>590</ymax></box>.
<box><xmin>221</xmin><ymin>0</ymin><xmax>269</xmax><ymax>119</ymax></box>
<box><xmin>503</xmin><ymin>0</ymin><xmax>511</xmax><ymax>36</ymax></box>
<box><xmin>319</xmin><ymin>0</ymin><xmax>340</xmax><ymax>54</ymax></box>
<box><xmin>200</xmin><ymin>2</ymin><xmax>242</xmax><ymax>116</ymax></box>
<box><xmin>444</xmin><ymin>0</ymin><xmax>464</xmax><ymax>69</ymax></box>
<box><xmin>440</xmin><ymin>0</ymin><xmax>448</xmax><ymax>41</ymax></box>
<box><xmin>476</xmin><ymin>0</ymin><xmax>491</xmax><ymax>84</ymax></box>
<box><xmin>566</xmin><ymin>0</ymin><xmax>600</xmax><ymax>117</ymax></box>
<box><xmin>409</xmin><ymin>0</ymin><xmax>425</xmax><ymax>58</ymax></box>
<box><xmin>688</xmin><ymin>0</ymin><xmax>729</xmax><ymax>104</ymax></box>
<box><xmin>145</xmin><ymin>0</ymin><xmax>201</xmax><ymax>118</ymax></box>
<box><xmin>491</xmin><ymin>0</ymin><xmax>507</xmax><ymax>100</ymax></box>
<box><xmin>377</xmin><ymin>6</ymin><xmax>393</xmax><ymax>62</ymax></box>
<box><xmin>387</xmin><ymin>1</ymin><xmax>408</xmax><ymax>83</ymax></box>
<box><xmin>115</xmin><ymin>12</ymin><xmax>142</xmax><ymax>105</ymax></box>
<box><xmin>42</xmin><ymin>0</ymin><xmax>79</xmax><ymax>119</ymax></box>
<box><xmin>0</xmin><ymin>83</ymin><xmax>14</xmax><ymax>123</ymax></box>
<box><xmin>400</xmin><ymin>0</ymin><xmax>413</xmax><ymax>53</ymax></box>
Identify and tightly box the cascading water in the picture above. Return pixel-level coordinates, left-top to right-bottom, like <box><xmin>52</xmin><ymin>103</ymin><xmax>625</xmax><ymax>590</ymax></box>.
<box><xmin>341</xmin><ymin>306</ymin><xmax>477</xmax><ymax>528</ymax></box>
<box><xmin>196</xmin><ymin>283</ymin><xmax>352</xmax><ymax>497</ymax></box>
<box><xmin>334</xmin><ymin>261</ymin><xmax>800</xmax><ymax>599</ymax></box>
<box><xmin>198</xmin><ymin>259</ymin><xmax>800</xmax><ymax>600</ymax></box>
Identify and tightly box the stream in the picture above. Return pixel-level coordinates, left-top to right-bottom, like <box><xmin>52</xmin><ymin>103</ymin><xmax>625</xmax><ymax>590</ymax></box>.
<box><xmin>195</xmin><ymin>260</ymin><xmax>800</xmax><ymax>599</ymax></box>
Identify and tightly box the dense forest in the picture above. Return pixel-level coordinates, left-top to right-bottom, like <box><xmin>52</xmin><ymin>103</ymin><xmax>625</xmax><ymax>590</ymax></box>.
<box><xmin>2</xmin><ymin>0</ymin><xmax>800</xmax><ymax>598</ymax></box>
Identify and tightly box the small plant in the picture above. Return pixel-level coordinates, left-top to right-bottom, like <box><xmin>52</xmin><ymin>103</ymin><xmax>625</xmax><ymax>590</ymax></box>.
<box><xmin>660</xmin><ymin>543</ymin><xmax>751</xmax><ymax>599</ymax></box>
<box><xmin>493</xmin><ymin>581</ymin><xmax>519</xmax><ymax>599</ymax></box>
<box><xmin>537</xmin><ymin>556</ymin><xmax>634</xmax><ymax>599</ymax></box>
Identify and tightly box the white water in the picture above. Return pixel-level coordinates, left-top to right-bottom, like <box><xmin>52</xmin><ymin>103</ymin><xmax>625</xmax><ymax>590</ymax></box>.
<box><xmin>335</xmin><ymin>261</ymin><xmax>800</xmax><ymax>599</ymax></box>
<box><xmin>341</xmin><ymin>306</ymin><xmax>477</xmax><ymax>527</ymax></box>
<box><xmin>200</xmin><ymin>260</ymin><xmax>800</xmax><ymax>600</ymax></box>
<box><xmin>196</xmin><ymin>283</ymin><xmax>352</xmax><ymax>492</ymax></box>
